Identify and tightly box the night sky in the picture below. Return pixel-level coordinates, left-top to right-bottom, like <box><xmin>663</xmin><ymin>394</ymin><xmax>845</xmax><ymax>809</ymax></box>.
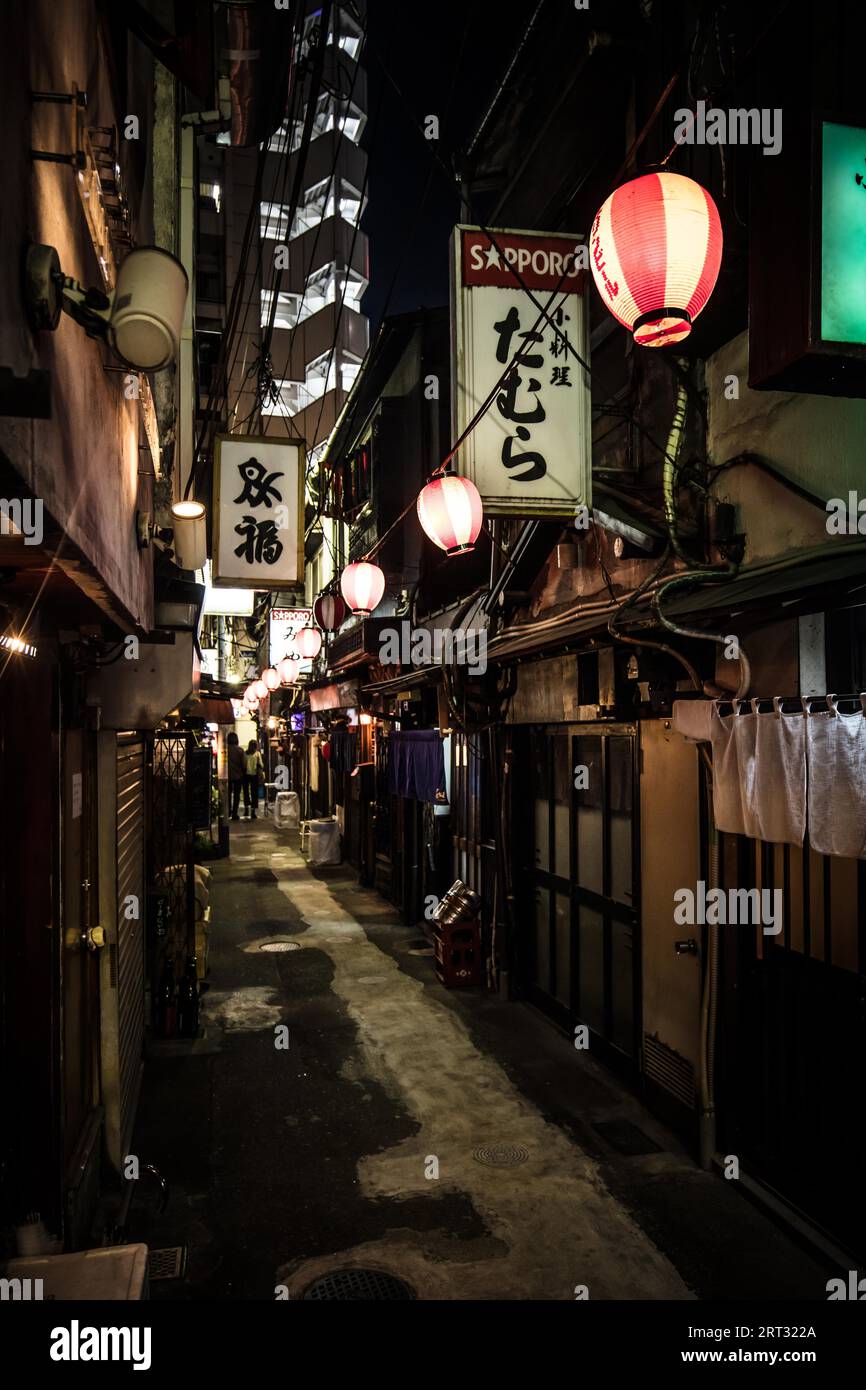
<box><xmin>360</xmin><ymin>1</ymin><xmax>519</xmax><ymax>328</ymax></box>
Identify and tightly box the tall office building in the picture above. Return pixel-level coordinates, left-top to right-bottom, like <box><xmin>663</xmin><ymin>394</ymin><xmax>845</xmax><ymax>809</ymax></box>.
<box><xmin>197</xmin><ymin>5</ymin><xmax>368</xmax><ymax>454</ymax></box>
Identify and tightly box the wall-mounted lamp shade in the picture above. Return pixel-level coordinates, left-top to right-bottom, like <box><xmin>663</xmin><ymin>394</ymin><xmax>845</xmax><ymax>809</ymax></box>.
<box><xmin>590</xmin><ymin>172</ymin><xmax>722</xmax><ymax>347</ymax></box>
<box><xmin>417</xmin><ymin>474</ymin><xmax>483</xmax><ymax>555</ymax></box>
<box><xmin>359</xmin><ymin>712</ymin><xmax>373</xmax><ymax>726</ymax></box>
<box><xmin>340</xmin><ymin>561</ymin><xmax>385</xmax><ymax>617</ymax></box>
<box><xmin>277</xmin><ymin>657</ymin><xmax>299</xmax><ymax>685</ymax></box>
<box><xmin>253</xmin><ymin>678</ymin><xmax>269</xmax><ymax>701</ymax></box>
<box><xmin>313</xmin><ymin>593</ymin><xmax>347</xmax><ymax>632</ymax></box>
<box><xmin>171</xmin><ymin>499</ymin><xmax>207</xmax><ymax>571</ymax></box>
<box><xmin>262</xmin><ymin>667</ymin><xmax>280</xmax><ymax>691</ymax></box>
<box><xmin>295</xmin><ymin>626</ymin><xmax>323</xmax><ymax>659</ymax></box>
<box><xmin>108</xmin><ymin>247</ymin><xmax>189</xmax><ymax>370</ymax></box>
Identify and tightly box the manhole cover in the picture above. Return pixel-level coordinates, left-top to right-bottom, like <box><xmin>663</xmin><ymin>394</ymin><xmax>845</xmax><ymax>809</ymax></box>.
<box><xmin>259</xmin><ymin>940</ymin><xmax>300</xmax><ymax>953</ymax></box>
<box><xmin>148</xmin><ymin>1247</ymin><xmax>187</xmax><ymax>1281</ymax></box>
<box><xmin>472</xmin><ymin>1143</ymin><xmax>530</xmax><ymax>1168</ymax></box>
<box><xmin>301</xmin><ymin>1268</ymin><xmax>417</xmax><ymax>1300</ymax></box>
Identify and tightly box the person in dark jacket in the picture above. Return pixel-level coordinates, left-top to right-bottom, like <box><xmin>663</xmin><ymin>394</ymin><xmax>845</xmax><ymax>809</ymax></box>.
<box><xmin>226</xmin><ymin>731</ymin><xmax>245</xmax><ymax>820</ymax></box>
<box><xmin>243</xmin><ymin>739</ymin><xmax>265</xmax><ymax>820</ymax></box>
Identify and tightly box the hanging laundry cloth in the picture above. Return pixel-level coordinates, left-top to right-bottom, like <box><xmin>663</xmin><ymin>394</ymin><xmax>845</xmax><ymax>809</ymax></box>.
<box><xmin>708</xmin><ymin>709</ymin><xmax>747</xmax><ymax>835</ymax></box>
<box><xmin>806</xmin><ymin>709</ymin><xmax>866</xmax><ymax>859</ymax></box>
<box><xmin>750</xmin><ymin>711</ymin><xmax>806</xmax><ymax>846</ymax></box>
<box><xmin>672</xmin><ymin>699</ymin><xmax>716</xmax><ymax>742</ymax></box>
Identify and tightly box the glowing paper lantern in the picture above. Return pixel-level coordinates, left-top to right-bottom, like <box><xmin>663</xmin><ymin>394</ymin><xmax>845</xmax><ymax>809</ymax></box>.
<box><xmin>321</xmin><ymin>740</ymin><xmax>331</xmax><ymax>762</ymax></box>
<box><xmin>253</xmin><ymin>678</ymin><xmax>268</xmax><ymax>700</ymax></box>
<box><xmin>277</xmin><ymin>656</ymin><xmax>300</xmax><ymax>685</ymax></box>
<box><xmin>262</xmin><ymin>667</ymin><xmax>280</xmax><ymax>691</ymax></box>
<box><xmin>589</xmin><ymin>172</ymin><xmax>723</xmax><ymax>347</ymax></box>
<box><xmin>417</xmin><ymin>473</ymin><xmax>483</xmax><ymax>555</ymax></box>
<box><xmin>313</xmin><ymin>593</ymin><xmax>347</xmax><ymax>632</ymax></box>
<box><xmin>340</xmin><ymin>561</ymin><xmax>385</xmax><ymax>617</ymax></box>
<box><xmin>295</xmin><ymin>626</ymin><xmax>323</xmax><ymax>659</ymax></box>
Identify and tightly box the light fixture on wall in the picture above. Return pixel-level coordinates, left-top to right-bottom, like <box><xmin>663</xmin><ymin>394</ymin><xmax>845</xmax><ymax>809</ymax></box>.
<box><xmin>417</xmin><ymin>473</ymin><xmax>483</xmax><ymax>555</ymax></box>
<box><xmin>589</xmin><ymin>172</ymin><xmax>722</xmax><ymax>346</ymax></box>
<box><xmin>340</xmin><ymin>560</ymin><xmax>385</xmax><ymax>617</ymax></box>
<box><xmin>170</xmin><ymin>500</ymin><xmax>207</xmax><ymax>571</ymax></box>
<box><xmin>25</xmin><ymin>244</ymin><xmax>188</xmax><ymax>369</ymax></box>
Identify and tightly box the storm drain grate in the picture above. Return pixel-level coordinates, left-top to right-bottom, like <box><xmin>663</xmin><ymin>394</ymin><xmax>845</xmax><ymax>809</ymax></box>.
<box><xmin>259</xmin><ymin>941</ymin><xmax>300</xmax><ymax>953</ymax></box>
<box><xmin>148</xmin><ymin>1247</ymin><xmax>187</xmax><ymax>1282</ymax></box>
<box><xmin>302</xmin><ymin>1268</ymin><xmax>417</xmax><ymax>1300</ymax></box>
<box><xmin>473</xmin><ymin>1143</ymin><xmax>530</xmax><ymax>1168</ymax></box>
<box><xmin>592</xmin><ymin>1119</ymin><xmax>663</xmax><ymax>1156</ymax></box>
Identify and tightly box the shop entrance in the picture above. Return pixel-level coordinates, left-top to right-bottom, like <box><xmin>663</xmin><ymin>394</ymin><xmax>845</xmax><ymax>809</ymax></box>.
<box><xmin>717</xmin><ymin>833</ymin><xmax>866</xmax><ymax>1255</ymax></box>
<box><xmin>514</xmin><ymin>725</ymin><xmax>640</xmax><ymax>1074</ymax></box>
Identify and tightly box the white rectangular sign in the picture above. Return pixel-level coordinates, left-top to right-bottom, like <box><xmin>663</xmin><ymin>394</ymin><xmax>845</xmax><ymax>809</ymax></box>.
<box><xmin>269</xmin><ymin>607</ymin><xmax>313</xmax><ymax>676</ymax></box>
<box><xmin>450</xmin><ymin>225</ymin><xmax>591</xmax><ymax>517</ymax></box>
<box><xmin>213</xmin><ymin>435</ymin><xmax>304</xmax><ymax>589</ymax></box>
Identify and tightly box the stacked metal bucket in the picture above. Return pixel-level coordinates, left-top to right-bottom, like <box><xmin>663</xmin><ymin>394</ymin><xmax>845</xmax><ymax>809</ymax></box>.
<box><xmin>431</xmin><ymin>880</ymin><xmax>481</xmax><ymax>927</ymax></box>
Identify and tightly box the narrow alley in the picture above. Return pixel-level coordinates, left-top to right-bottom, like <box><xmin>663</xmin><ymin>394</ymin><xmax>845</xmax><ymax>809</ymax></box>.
<box><xmin>129</xmin><ymin>819</ymin><xmax>832</xmax><ymax>1303</ymax></box>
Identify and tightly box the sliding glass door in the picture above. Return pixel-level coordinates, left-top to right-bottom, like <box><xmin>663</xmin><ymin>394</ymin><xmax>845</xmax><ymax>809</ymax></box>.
<box><xmin>522</xmin><ymin>725</ymin><xmax>639</xmax><ymax>1071</ymax></box>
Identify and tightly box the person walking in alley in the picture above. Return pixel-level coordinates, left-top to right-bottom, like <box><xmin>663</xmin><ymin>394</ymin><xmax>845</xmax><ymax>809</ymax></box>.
<box><xmin>243</xmin><ymin>739</ymin><xmax>265</xmax><ymax>820</ymax></box>
<box><xmin>227</xmin><ymin>731</ymin><xmax>244</xmax><ymax>820</ymax></box>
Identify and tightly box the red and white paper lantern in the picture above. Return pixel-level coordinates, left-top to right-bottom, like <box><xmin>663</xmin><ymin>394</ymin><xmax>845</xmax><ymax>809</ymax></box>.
<box><xmin>262</xmin><ymin>667</ymin><xmax>280</xmax><ymax>691</ymax></box>
<box><xmin>313</xmin><ymin>593</ymin><xmax>347</xmax><ymax>632</ymax></box>
<box><xmin>340</xmin><ymin>561</ymin><xmax>385</xmax><ymax>617</ymax></box>
<box><xmin>589</xmin><ymin>172</ymin><xmax>723</xmax><ymax>347</ymax></box>
<box><xmin>253</xmin><ymin>678</ymin><xmax>268</xmax><ymax>701</ymax></box>
<box><xmin>417</xmin><ymin>473</ymin><xmax>483</xmax><ymax>556</ymax></box>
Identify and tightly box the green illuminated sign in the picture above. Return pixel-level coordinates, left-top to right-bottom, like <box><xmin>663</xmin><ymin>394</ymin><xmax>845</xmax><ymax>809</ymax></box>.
<box><xmin>821</xmin><ymin>121</ymin><xmax>866</xmax><ymax>345</ymax></box>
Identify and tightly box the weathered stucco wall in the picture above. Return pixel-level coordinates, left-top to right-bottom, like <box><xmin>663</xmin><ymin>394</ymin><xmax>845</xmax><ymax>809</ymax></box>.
<box><xmin>0</xmin><ymin>0</ymin><xmax>159</xmax><ymax>630</ymax></box>
<box><xmin>707</xmin><ymin>330</ymin><xmax>866</xmax><ymax>563</ymax></box>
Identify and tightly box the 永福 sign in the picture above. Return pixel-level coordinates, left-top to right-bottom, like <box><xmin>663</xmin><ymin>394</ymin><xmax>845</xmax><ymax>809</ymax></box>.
<box><xmin>212</xmin><ymin>435</ymin><xmax>304</xmax><ymax>589</ymax></box>
<box><xmin>450</xmin><ymin>226</ymin><xmax>591</xmax><ymax>517</ymax></box>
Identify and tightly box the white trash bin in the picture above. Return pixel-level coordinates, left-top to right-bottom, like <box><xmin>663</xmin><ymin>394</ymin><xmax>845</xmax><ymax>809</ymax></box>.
<box><xmin>274</xmin><ymin>791</ymin><xmax>300</xmax><ymax>830</ymax></box>
<box><xmin>309</xmin><ymin>817</ymin><xmax>341</xmax><ymax>865</ymax></box>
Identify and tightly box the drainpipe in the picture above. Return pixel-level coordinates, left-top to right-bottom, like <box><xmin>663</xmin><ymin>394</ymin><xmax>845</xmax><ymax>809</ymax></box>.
<box><xmin>176</xmin><ymin>119</ymin><xmax>198</xmax><ymax>501</ymax></box>
<box><xmin>699</xmin><ymin>780</ymin><xmax>721</xmax><ymax>1170</ymax></box>
<box><xmin>657</xmin><ymin>359</ymin><xmax>750</xmax><ymax>699</ymax></box>
<box><xmin>176</xmin><ymin>101</ymin><xmax>228</xmax><ymax>502</ymax></box>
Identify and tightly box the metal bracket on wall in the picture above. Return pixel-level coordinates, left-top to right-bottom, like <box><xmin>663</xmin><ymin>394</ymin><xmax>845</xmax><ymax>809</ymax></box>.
<box><xmin>30</xmin><ymin>86</ymin><xmax>87</xmax><ymax>168</ymax></box>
